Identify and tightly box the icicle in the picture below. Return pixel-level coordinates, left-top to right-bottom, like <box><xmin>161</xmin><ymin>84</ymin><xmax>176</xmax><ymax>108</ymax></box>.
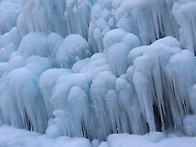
<box><xmin>165</xmin><ymin>50</ymin><xmax>196</xmax><ymax>131</ymax></box>
<box><xmin>173</xmin><ymin>1</ymin><xmax>196</xmax><ymax>53</ymax></box>
<box><xmin>90</xmin><ymin>71</ymin><xmax>116</xmax><ymax>140</ymax></box>
<box><xmin>127</xmin><ymin>37</ymin><xmax>182</xmax><ymax>132</ymax></box>
<box><xmin>67</xmin><ymin>86</ymin><xmax>90</xmax><ymax>138</ymax></box>
<box><xmin>115</xmin><ymin>0</ymin><xmax>178</xmax><ymax>44</ymax></box>
<box><xmin>40</xmin><ymin>68</ymin><xmax>66</xmax><ymax>118</ymax></box>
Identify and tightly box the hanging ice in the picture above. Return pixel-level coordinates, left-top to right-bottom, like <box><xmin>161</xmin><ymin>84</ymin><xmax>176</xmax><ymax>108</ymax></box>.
<box><xmin>103</xmin><ymin>29</ymin><xmax>141</xmax><ymax>76</ymax></box>
<box><xmin>173</xmin><ymin>0</ymin><xmax>196</xmax><ymax>53</ymax></box>
<box><xmin>1</xmin><ymin>0</ymin><xmax>196</xmax><ymax>141</ymax></box>
<box><xmin>17</xmin><ymin>0</ymin><xmax>92</xmax><ymax>38</ymax></box>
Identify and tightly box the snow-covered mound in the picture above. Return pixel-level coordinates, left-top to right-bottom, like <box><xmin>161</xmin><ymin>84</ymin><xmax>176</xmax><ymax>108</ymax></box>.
<box><xmin>0</xmin><ymin>125</ymin><xmax>196</xmax><ymax>147</ymax></box>
<box><xmin>1</xmin><ymin>0</ymin><xmax>196</xmax><ymax>142</ymax></box>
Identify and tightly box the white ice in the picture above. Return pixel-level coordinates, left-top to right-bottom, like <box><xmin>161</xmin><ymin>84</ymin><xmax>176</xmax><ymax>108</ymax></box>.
<box><xmin>1</xmin><ymin>0</ymin><xmax>196</xmax><ymax>144</ymax></box>
<box><xmin>0</xmin><ymin>125</ymin><xmax>196</xmax><ymax>147</ymax></box>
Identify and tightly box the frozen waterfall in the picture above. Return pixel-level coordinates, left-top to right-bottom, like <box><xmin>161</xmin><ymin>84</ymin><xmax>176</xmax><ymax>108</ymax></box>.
<box><xmin>1</xmin><ymin>0</ymin><xmax>196</xmax><ymax>141</ymax></box>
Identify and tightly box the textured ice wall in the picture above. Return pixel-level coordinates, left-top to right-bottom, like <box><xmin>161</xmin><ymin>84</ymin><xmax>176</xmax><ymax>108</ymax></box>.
<box><xmin>1</xmin><ymin>0</ymin><xmax>196</xmax><ymax>141</ymax></box>
<box><xmin>173</xmin><ymin>0</ymin><xmax>196</xmax><ymax>53</ymax></box>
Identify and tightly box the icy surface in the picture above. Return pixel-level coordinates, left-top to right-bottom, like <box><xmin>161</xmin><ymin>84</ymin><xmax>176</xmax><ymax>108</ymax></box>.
<box><xmin>56</xmin><ymin>34</ymin><xmax>91</xmax><ymax>68</ymax></box>
<box><xmin>0</xmin><ymin>125</ymin><xmax>196</xmax><ymax>147</ymax></box>
<box><xmin>1</xmin><ymin>0</ymin><xmax>196</xmax><ymax>142</ymax></box>
<box><xmin>0</xmin><ymin>125</ymin><xmax>92</xmax><ymax>147</ymax></box>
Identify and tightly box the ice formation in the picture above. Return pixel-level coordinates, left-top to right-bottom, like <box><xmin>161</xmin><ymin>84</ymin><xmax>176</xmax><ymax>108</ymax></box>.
<box><xmin>1</xmin><ymin>0</ymin><xmax>196</xmax><ymax>141</ymax></box>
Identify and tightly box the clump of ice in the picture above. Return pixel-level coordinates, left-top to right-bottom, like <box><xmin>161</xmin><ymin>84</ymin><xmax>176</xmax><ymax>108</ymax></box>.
<box><xmin>0</xmin><ymin>43</ymin><xmax>17</xmax><ymax>62</ymax></box>
<box><xmin>18</xmin><ymin>33</ymin><xmax>48</xmax><ymax>57</ymax></box>
<box><xmin>115</xmin><ymin>0</ymin><xmax>178</xmax><ymax>44</ymax></box>
<box><xmin>5</xmin><ymin>55</ymin><xmax>25</xmax><ymax>73</ymax></box>
<box><xmin>0</xmin><ymin>27</ymin><xmax>21</xmax><ymax>49</ymax></box>
<box><xmin>183</xmin><ymin>115</ymin><xmax>196</xmax><ymax>136</ymax></box>
<box><xmin>147</xmin><ymin>132</ymin><xmax>166</xmax><ymax>143</ymax></box>
<box><xmin>0</xmin><ymin>56</ymin><xmax>51</xmax><ymax>133</ymax></box>
<box><xmin>173</xmin><ymin>1</ymin><xmax>196</xmax><ymax>53</ymax></box>
<box><xmin>56</xmin><ymin>34</ymin><xmax>91</xmax><ymax>68</ymax></box>
<box><xmin>103</xmin><ymin>29</ymin><xmax>141</xmax><ymax>76</ymax></box>
<box><xmin>40</xmin><ymin>68</ymin><xmax>66</xmax><ymax>118</ymax></box>
<box><xmin>0</xmin><ymin>1</ymin><xmax>19</xmax><ymax>34</ymax></box>
<box><xmin>17</xmin><ymin>0</ymin><xmax>92</xmax><ymax>38</ymax></box>
<box><xmin>88</xmin><ymin>1</ymin><xmax>115</xmax><ymax>52</ymax></box>
<box><xmin>47</xmin><ymin>33</ymin><xmax>64</xmax><ymax>66</ymax></box>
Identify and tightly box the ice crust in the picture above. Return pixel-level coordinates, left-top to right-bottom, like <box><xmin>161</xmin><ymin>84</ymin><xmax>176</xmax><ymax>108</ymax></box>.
<box><xmin>0</xmin><ymin>0</ymin><xmax>196</xmax><ymax>141</ymax></box>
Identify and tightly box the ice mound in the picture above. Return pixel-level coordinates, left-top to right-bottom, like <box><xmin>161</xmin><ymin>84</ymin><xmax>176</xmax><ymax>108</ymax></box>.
<box><xmin>56</xmin><ymin>34</ymin><xmax>91</xmax><ymax>68</ymax></box>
